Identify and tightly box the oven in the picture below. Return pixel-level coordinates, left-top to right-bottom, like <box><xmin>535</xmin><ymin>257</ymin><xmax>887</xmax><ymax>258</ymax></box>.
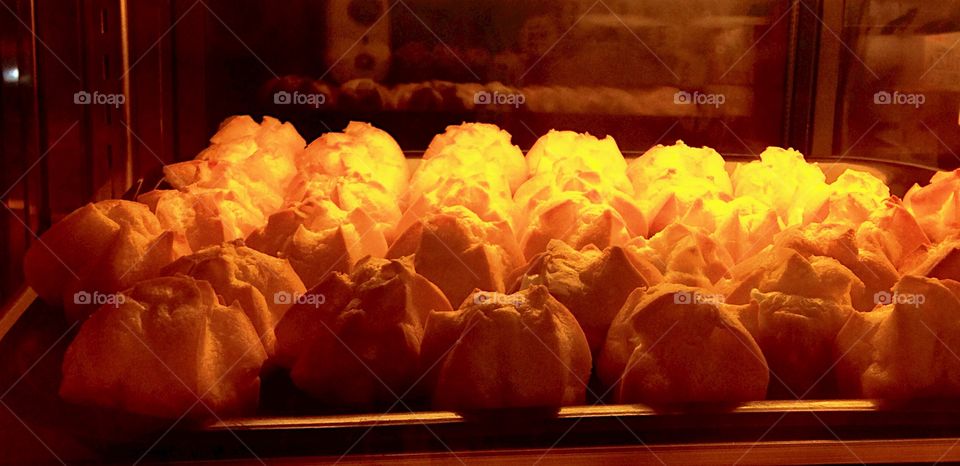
<box><xmin>2</xmin><ymin>0</ymin><xmax>960</xmax><ymax>464</ymax></box>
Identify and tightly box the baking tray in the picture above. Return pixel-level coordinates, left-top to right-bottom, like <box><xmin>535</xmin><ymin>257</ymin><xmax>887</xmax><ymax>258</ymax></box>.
<box><xmin>0</xmin><ymin>157</ymin><xmax>950</xmax><ymax>464</ymax></box>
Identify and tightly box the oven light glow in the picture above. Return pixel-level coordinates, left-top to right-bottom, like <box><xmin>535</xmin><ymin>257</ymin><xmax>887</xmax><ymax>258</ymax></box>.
<box><xmin>2</xmin><ymin>66</ymin><xmax>19</xmax><ymax>83</ymax></box>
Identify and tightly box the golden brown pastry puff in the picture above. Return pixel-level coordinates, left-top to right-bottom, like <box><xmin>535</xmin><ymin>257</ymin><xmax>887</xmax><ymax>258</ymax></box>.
<box><xmin>295</xmin><ymin>121</ymin><xmax>409</xmax><ymax>198</ymax></box>
<box><xmin>627</xmin><ymin>223</ymin><xmax>735</xmax><ymax>288</ymax></box>
<box><xmin>808</xmin><ymin>169</ymin><xmax>890</xmax><ymax>226</ymax></box>
<box><xmin>836</xmin><ymin>275</ymin><xmax>960</xmax><ymax>399</ymax></box>
<box><xmin>160</xmin><ymin>241</ymin><xmax>306</xmax><ymax>357</ymax></box>
<box><xmin>520</xmin><ymin>191</ymin><xmax>635</xmax><ymax>261</ymax></box>
<box><xmin>387</xmin><ymin>206</ymin><xmax>524</xmax><ymax>307</ymax></box>
<box><xmin>856</xmin><ymin>197</ymin><xmax>930</xmax><ymax>272</ymax></box>
<box><xmin>731</xmin><ymin>146</ymin><xmax>829</xmax><ymax>227</ymax></box>
<box><xmin>60</xmin><ymin>276</ymin><xmax>266</xmax><ymax>420</ymax></box>
<box><xmin>163</xmin><ymin>115</ymin><xmax>304</xmax><ymax>216</ymax></box>
<box><xmin>904</xmin><ymin>236</ymin><xmax>960</xmax><ymax>283</ymax></box>
<box><xmin>422</xmin><ymin>122</ymin><xmax>527</xmax><ymax>194</ymax></box>
<box><xmin>904</xmin><ymin>169</ymin><xmax>960</xmax><ymax>242</ymax></box>
<box><xmin>598</xmin><ymin>284</ymin><xmax>768</xmax><ymax>404</ymax></box>
<box><xmin>23</xmin><ymin>199</ymin><xmax>187</xmax><ymax>320</ymax></box>
<box><xmin>720</xmin><ymin>249</ymin><xmax>862</xmax><ymax>397</ymax></box>
<box><xmin>677</xmin><ymin>196</ymin><xmax>782</xmax><ymax>264</ymax></box>
<box><xmin>274</xmin><ymin>257</ymin><xmax>452</xmax><ymax>408</ymax></box>
<box><xmin>420</xmin><ymin>286</ymin><xmax>590</xmax><ymax>411</ymax></box>
<box><xmin>527</xmin><ymin>130</ymin><xmax>631</xmax><ymax>194</ymax></box>
<box><xmin>509</xmin><ymin>240</ymin><xmax>660</xmax><ymax>356</ymax></box>
<box><xmin>246</xmin><ymin>198</ymin><xmax>388</xmax><ymax>289</ymax></box>
<box><xmin>773</xmin><ymin>222</ymin><xmax>899</xmax><ymax>312</ymax></box>
<box><xmin>138</xmin><ymin>187</ymin><xmax>265</xmax><ymax>252</ymax></box>
<box><xmin>628</xmin><ymin>140</ymin><xmax>732</xmax><ymax>234</ymax></box>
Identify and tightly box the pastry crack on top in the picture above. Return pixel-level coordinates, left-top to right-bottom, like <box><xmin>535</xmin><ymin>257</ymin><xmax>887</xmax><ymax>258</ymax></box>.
<box><xmin>20</xmin><ymin>116</ymin><xmax>960</xmax><ymax>419</ymax></box>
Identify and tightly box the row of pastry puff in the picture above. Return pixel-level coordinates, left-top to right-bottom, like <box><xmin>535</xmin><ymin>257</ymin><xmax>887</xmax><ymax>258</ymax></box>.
<box><xmin>517</xmin><ymin>130</ymin><xmax>647</xmax><ymax>259</ymax></box>
<box><xmin>139</xmin><ymin>115</ymin><xmax>305</xmax><ymax>252</ymax></box>
<box><xmin>593</xmin><ymin>142</ymin><xmax>884</xmax><ymax>403</ymax></box>
<box><xmin>30</xmin><ymin>117</ymin><xmax>395</xmax><ymax>420</ymax></box>
<box><xmin>386</xmin><ymin>125</ymin><xmax>654</xmax><ymax>357</ymax></box>
<box><xmin>61</xmin><ymin>242</ymin><xmax>306</xmax><ymax>418</ymax></box>
<box><xmin>271</xmin><ymin>253</ymin><xmax>595</xmax><ymax>412</ymax></box>
<box><xmin>246</xmin><ymin>121</ymin><xmax>408</xmax><ymax>289</ymax></box>
<box><xmin>386</xmin><ymin>123</ymin><xmax>527</xmax><ymax>307</ymax></box>
<box><xmin>35</xmin><ymin>119</ymin><xmax>960</xmax><ymax>421</ymax></box>
<box><xmin>720</xmin><ymin>171</ymin><xmax>960</xmax><ymax>399</ymax></box>
<box><xmin>25</xmin><ymin>116</ymin><xmax>310</xmax><ymax>322</ymax></box>
<box><xmin>615</xmin><ymin>144</ymin><xmax>960</xmax><ymax>402</ymax></box>
<box><xmin>615</xmin><ymin>163</ymin><xmax>960</xmax><ymax>402</ymax></box>
<box><xmin>275</xmin><ymin>125</ymin><xmax>651</xmax><ymax>412</ymax></box>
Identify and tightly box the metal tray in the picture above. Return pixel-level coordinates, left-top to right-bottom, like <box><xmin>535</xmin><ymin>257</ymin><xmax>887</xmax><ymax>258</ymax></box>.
<box><xmin>0</xmin><ymin>157</ymin><xmax>950</xmax><ymax>464</ymax></box>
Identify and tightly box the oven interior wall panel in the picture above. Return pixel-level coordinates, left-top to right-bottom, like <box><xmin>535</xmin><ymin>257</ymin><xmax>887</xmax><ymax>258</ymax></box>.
<box><xmin>0</xmin><ymin>0</ymin><xmax>141</xmax><ymax>306</ymax></box>
<box><xmin>832</xmin><ymin>0</ymin><xmax>960</xmax><ymax>168</ymax></box>
<box><xmin>125</xmin><ymin>0</ymin><xmax>177</xmax><ymax>178</ymax></box>
<box><xmin>0</xmin><ymin>0</ymin><xmax>40</xmax><ymax>305</ymax></box>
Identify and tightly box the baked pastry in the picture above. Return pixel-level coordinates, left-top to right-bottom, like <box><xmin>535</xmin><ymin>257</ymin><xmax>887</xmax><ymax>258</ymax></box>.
<box><xmin>165</xmin><ymin>115</ymin><xmax>303</xmax><ymax>187</ymax></box>
<box><xmin>627</xmin><ymin>140</ymin><xmax>732</xmax><ymax>234</ymax></box>
<box><xmin>163</xmin><ymin>115</ymin><xmax>304</xmax><ymax>216</ymax></box>
<box><xmin>399</xmin><ymin>175</ymin><xmax>520</xmax><ymax>235</ymax></box>
<box><xmin>731</xmin><ymin>146</ymin><xmax>829</xmax><ymax>227</ymax></box>
<box><xmin>773</xmin><ymin>223</ymin><xmax>899</xmax><ymax>311</ymax></box>
<box><xmin>279</xmin><ymin>174</ymin><xmax>402</xmax><ymax>244</ymax></box>
<box><xmin>856</xmin><ymin>197</ymin><xmax>930</xmax><ymax>271</ymax></box>
<box><xmin>388</xmin><ymin>82</ymin><xmax>446</xmax><ymax>112</ymax></box>
<box><xmin>294</xmin><ymin>121</ymin><xmax>409</xmax><ymax>198</ymax></box>
<box><xmin>749</xmin><ymin>289</ymin><xmax>854</xmax><ymax>398</ymax></box>
<box><xmin>23</xmin><ymin>200</ymin><xmax>187</xmax><ymax>320</ymax></box>
<box><xmin>904</xmin><ymin>169</ymin><xmax>960</xmax><ymax>242</ymax></box>
<box><xmin>904</xmin><ymin>237</ymin><xmax>960</xmax><ymax>282</ymax></box>
<box><xmin>520</xmin><ymin>191</ymin><xmax>635</xmax><ymax>261</ymax></box>
<box><xmin>274</xmin><ymin>257</ymin><xmax>452</xmax><ymax>408</ymax></box>
<box><xmin>404</xmin><ymin>124</ymin><xmax>524</xmax><ymax>233</ymax></box>
<box><xmin>422</xmin><ymin>123</ymin><xmax>527</xmax><ymax>193</ymax></box>
<box><xmin>338</xmin><ymin>78</ymin><xmax>389</xmax><ymax>112</ymax></box>
<box><xmin>512</xmin><ymin>173</ymin><xmax>647</xmax><ymax>237</ymax></box>
<box><xmin>598</xmin><ymin>284</ymin><xmax>768</xmax><ymax>404</ymax></box>
<box><xmin>509</xmin><ymin>240</ymin><xmax>661</xmax><ymax>355</ymax></box>
<box><xmin>526</xmin><ymin>130</ymin><xmax>631</xmax><ymax>194</ymax></box>
<box><xmin>836</xmin><ymin>275</ymin><xmax>960</xmax><ymax>399</ymax></box>
<box><xmin>387</xmin><ymin>206</ymin><xmax>523</xmax><ymax>307</ymax></box>
<box><xmin>420</xmin><ymin>286</ymin><xmax>590</xmax><ymax>410</ymax></box>
<box><xmin>722</xmin><ymin>248</ymin><xmax>866</xmax><ymax>309</ymax></box>
<box><xmin>628</xmin><ymin>223</ymin><xmax>735</xmax><ymax>288</ymax></box>
<box><xmin>721</xmin><ymin>250</ymin><xmax>861</xmax><ymax>397</ymax></box>
<box><xmin>246</xmin><ymin>199</ymin><xmax>388</xmax><ymax>289</ymax></box>
<box><xmin>60</xmin><ymin>276</ymin><xmax>266</xmax><ymax>420</ymax></box>
<box><xmin>160</xmin><ymin>241</ymin><xmax>306</xmax><ymax>356</ymax></box>
<box><xmin>138</xmin><ymin>187</ymin><xmax>266</xmax><ymax>252</ymax></box>
<box><xmin>808</xmin><ymin>169</ymin><xmax>890</xmax><ymax>226</ymax></box>
<box><xmin>408</xmin><ymin>156</ymin><xmax>514</xmax><ymax>207</ymax></box>
<box><xmin>516</xmin><ymin>131</ymin><xmax>645</xmax><ymax>248</ymax></box>
<box><xmin>678</xmin><ymin>196</ymin><xmax>782</xmax><ymax>263</ymax></box>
